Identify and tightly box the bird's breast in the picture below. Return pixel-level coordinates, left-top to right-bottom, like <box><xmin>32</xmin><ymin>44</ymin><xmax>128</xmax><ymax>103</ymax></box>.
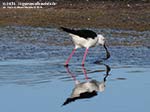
<box><xmin>70</xmin><ymin>34</ymin><xmax>98</xmax><ymax>48</ymax></box>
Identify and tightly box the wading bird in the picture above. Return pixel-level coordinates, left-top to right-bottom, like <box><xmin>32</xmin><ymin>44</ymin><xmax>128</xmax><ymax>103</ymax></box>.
<box><xmin>60</xmin><ymin>27</ymin><xmax>110</xmax><ymax>66</ymax></box>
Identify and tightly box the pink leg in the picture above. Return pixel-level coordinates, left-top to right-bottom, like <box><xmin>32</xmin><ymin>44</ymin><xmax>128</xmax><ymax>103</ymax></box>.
<box><xmin>82</xmin><ymin>48</ymin><xmax>89</xmax><ymax>66</ymax></box>
<box><xmin>65</xmin><ymin>66</ymin><xmax>76</xmax><ymax>81</ymax></box>
<box><xmin>65</xmin><ymin>48</ymin><xmax>76</xmax><ymax>66</ymax></box>
<box><xmin>82</xmin><ymin>66</ymin><xmax>89</xmax><ymax>80</ymax></box>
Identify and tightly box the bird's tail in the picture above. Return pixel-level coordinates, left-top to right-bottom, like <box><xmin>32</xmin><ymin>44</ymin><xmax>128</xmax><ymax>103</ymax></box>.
<box><xmin>59</xmin><ymin>27</ymin><xmax>75</xmax><ymax>34</ymax></box>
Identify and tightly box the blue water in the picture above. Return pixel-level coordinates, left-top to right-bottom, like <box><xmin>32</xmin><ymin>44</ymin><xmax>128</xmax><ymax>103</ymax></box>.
<box><xmin>0</xmin><ymin>59</ymin><xmax>150</xmax><ymax>112</ymax></box>
<box><xmin>0</xmin><ymin>26</ymin><xmax>150</xmax><ymax>112</ymax></box>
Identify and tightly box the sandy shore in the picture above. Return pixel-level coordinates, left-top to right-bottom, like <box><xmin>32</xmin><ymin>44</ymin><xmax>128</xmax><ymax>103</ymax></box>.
<box><xmin>0</xmin><ymin>2</ymin><xmax>150</xmax><ymax>31</ymax></box>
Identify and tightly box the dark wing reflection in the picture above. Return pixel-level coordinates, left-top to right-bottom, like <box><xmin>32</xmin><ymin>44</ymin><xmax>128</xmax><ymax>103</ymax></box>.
<box><xmin>63</xmin><ymin>91</ymin><xmax>97</xmax><ymax>106</ymax></box>
<box><xmin>62</xmin><ymin>64</ymin><xmax>111</xmax><ymax>106</ymax></box>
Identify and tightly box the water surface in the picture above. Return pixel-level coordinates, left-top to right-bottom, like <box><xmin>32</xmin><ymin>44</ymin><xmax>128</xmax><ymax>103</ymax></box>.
<box><xmin>0</xmin><ymin>26</ymin><xmax>150</xmax><ymax>112</ymax></box>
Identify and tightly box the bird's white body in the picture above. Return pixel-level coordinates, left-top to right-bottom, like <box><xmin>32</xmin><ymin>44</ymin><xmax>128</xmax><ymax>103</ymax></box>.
<box><xmin>70</xmin><ymin>34</ymin><xmax>99</xmax><ymax>49</ymax></box>
<box><xmin>70</xmin><ymin>80</ymin><xmax>105</xmax><ymax>98</ymax></box>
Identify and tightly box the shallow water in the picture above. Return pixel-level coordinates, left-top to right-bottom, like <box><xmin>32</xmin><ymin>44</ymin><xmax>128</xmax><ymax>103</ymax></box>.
<box><xmin>0</xmin><ymin>26</ymin><xmax>150</xmax><ymax>112</ymax></box>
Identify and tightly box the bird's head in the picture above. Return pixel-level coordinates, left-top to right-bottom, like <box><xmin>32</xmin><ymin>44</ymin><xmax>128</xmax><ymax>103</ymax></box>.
<box><xmin>97</xmin><ymin>34</ymin><xmax>110</xmax><ymax>60</ymax></box>
<box><xmin>97</xmin><ymin>34</ymin><xmax>106</xmax><ymax>46</ymax></box>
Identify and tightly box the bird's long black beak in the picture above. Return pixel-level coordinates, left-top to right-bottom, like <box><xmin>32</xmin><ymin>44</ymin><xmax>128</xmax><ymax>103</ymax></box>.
<box><xmin>103</xmin><ymin>44</ymin><xmax>110</xmax><ymax>60</ymax></box>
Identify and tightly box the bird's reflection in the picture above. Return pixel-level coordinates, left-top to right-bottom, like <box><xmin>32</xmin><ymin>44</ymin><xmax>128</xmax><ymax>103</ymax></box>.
<box><xmin>63</xmin><ymin>64</ymin><xmax>111</xmax><ymax>106</ymax></box>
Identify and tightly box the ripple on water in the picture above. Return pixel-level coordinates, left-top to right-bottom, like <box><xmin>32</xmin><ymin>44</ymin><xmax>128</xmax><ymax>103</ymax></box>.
<box><xmin>0</xmin><ymin>26</ymin><xmax>150</xmax><ymax>86</ymax></box>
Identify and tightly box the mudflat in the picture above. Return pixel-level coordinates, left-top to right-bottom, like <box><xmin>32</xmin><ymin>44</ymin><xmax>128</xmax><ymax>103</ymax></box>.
<box><xmin>0</xmin><ymin>1</ymin><xmax>149</xmax><ymax>31</ymax></box>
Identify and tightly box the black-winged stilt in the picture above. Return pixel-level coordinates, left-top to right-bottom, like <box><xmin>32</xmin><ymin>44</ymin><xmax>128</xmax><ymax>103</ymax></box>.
<box><xmin>60</xmin><ymin>27</ymin><xmax>110</xmax><ymax>66</ymax></box>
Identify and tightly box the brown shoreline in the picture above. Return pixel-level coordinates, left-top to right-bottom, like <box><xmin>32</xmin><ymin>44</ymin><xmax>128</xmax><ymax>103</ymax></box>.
<box><xmin>0</xmin><ymin>2</ymin><xmax>150</xmax><ymax>31</ymax></box>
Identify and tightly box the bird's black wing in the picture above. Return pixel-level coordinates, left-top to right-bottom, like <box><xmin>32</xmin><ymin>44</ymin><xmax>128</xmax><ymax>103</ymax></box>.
<box><xmin>60</xmin><ymin>27</ymin><xmax>97</xmax><ymax>39</ymax></box>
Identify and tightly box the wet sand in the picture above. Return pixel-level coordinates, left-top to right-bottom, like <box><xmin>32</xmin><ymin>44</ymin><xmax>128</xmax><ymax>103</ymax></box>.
<box><xmin>0</xmin><ymin>2</ymin><xmax>150</xmax><ymax>30</ymax></box>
